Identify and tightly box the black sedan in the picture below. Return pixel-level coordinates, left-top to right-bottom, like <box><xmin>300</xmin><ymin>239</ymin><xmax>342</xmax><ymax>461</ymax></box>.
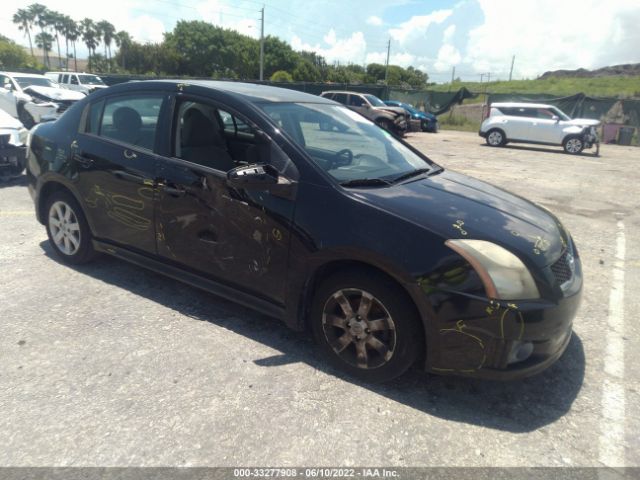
<box><xmin>26</xmin><ymin>80</ymin><xmax>582</xmax><ymax>382</ymax></box>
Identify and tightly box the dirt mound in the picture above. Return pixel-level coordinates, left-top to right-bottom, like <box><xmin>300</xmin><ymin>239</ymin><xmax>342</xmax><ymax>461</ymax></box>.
<box><xmin>538</xmin><ymin>63</ymin><xmax>640</xmax><ymax>79</ymax></box>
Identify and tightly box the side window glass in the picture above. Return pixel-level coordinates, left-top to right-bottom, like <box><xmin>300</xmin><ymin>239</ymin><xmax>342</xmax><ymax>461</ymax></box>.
<box><xmin>334</xmin><ymin>93</ymin><xmax>347</xmax><ymax>104</ymax></box>
<box><xmin>62</xmin><ymin>74</ymin><xmax>68</xmax><ymax>83</ymax></box>
<box><xmin>219</xmin><ymin>110</ymin><xmax>235</xmax><ymax>132</ymax></box>
<box><xmin>349</xmin><ymin>95</ymin><xmax>365</xmax><ymax>107</ymax></box>
<box><xmin>70</xmin><ymin>75</ymin><xmax>78</xmax><ymax>85</ymax></box>
<box><xmin>85</xmin><ymin>99</ymin><xmax>105</xmax><ymax>134</ymax></box>
<box><xmin>99</xmin><ymin>95</ymin><xmax>163</xmax><ymax>150</ymax></box>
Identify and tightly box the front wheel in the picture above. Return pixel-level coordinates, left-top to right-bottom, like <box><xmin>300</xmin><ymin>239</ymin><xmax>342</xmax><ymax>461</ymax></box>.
<box><xmin>45</xmin><ymin>191</ymin><xmax>96</xmax><ymax>264</ymax></box>
<box><xmin>375</xmin><ymin>118</ymin><xmax>393</xmax><ymax>133</ymax></box>
<box><xmin>486</xmin><ymin>128</ymin><xmax>505</xmax><ymax>147</ymax></box>
<box><xmin>563</xmin><ymin>135</ymin><xmax>584</xmax><ymax>154</ymax></box>
<box><xmin>310</xmin><ymin>270</ymin><xmax>423</xmax><ymax>382</ymax></box>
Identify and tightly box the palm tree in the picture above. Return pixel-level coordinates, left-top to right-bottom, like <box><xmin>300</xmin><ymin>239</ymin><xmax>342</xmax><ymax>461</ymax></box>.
<box><xmin>114</xmin><ymin>30</ymin><xmax>132</xmax><ymax>70</ymax></box>
<box><xmin>12</xmin><ymin>8</ymin><xmax>35</xmax><ymax>59</ymax></box>
<box><xmin>61</xmin><ymin>15</ymin><xmax>73</xmax><ymax>68</ymax></box>
<box><xmin>29</xmin><ymin>3</ymin><xmax>49</xmax><ymax>65</ymax></box>
<box><xmin>97</xmin><ymin>20</ymin><xmax>116</xmax><ymax>71</ymax></box>
<box><xmin>35</xmin><ymin>32</ymin><xmax>53</xmax><ymax>68</ymax></box>
<box><xmin>65</xmin><ymin>19</ymin><xmax>80</xmax><ymax>72</ymax></box>
<box><xmin>49</xmin><ymin>11</ymin><xmax>66</xmax><ymax>69</ymax></box>
<box><xmin>80</xmin><ymin>18</ymin><xmax>98</xmax><ymax>72</ymax></box>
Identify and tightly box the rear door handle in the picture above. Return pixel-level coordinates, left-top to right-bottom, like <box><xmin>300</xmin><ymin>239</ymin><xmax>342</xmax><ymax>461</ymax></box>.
<box><xmin>74</xmin><ymin>155</ymin><xmax>93</xmax><ymax>167</ymax></box>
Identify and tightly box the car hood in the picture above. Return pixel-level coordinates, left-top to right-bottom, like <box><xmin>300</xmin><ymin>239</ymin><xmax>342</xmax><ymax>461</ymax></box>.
<box><xmin>413</xmin><ymin>111</ymin><xmax>436</xmax><ymax>120</ymax></box>
<box><xmin>351</xmin><ymin>170</ymin><xmax>567</xmax><ymax>269</ymax></box>
<box><xmin>377</xmin><ymin>106</ymin><xmax>407</xmax><ymax>117</ymax></box>
<box><xmin>24</xmin><ymin>86</ymin><xmax>86</xmax><ymax>101</ymax></box>
<box><xmin>564</xmin><ymin>118</ymin><xmax>600</xmax><ymax>127</ymax></box>
<box><xmin>0</xmin><ymin>108</ymin><xmax>23</xmax><ymax>130</ymax></box>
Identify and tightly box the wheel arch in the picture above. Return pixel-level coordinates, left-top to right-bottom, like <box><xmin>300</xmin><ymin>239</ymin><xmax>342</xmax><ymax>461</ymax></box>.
<box><xmin>37</xmin><ymin>180</ymin><xmax>92</xmax><ymax>233</ymax></box>
<box><xmin>293</xmin><ymin>258</ymin><xmax>430</xmax><ymax>362</ymax></box>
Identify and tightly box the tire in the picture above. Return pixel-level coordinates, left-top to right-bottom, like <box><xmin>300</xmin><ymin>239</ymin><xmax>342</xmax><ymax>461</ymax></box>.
<box><xmin>420</xmin><ymin>120</ymin><xmax>429</xmax><ymax>132</ymax></box>
<box><xmin>18</xmin><ymin>104</ymin><xmax>35</xmax><ymax>129</ymax></box>
<box><xmin>45</xmin><ymin>190</ymin><xmax>96</xmax><ymax>264</ymax></box>
<box><xmin>310</xmin><ymin>269</ymin><xmax>423</xmax><ymax>383</ymax></box>
<box><xmin>563</xmin><ymin>135</ymin><xmax>584</xmax><ymax>154</ymax></box>
<box><xmin>485</xmin><ymin>128</ymin><xmax>506</xmax><ymax>147</ymax></box>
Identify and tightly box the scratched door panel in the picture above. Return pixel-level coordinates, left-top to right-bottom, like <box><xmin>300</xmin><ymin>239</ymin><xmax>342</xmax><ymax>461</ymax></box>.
<box><xmin>155</xmin><ymin>160</ymin><xmax>294</xmax><ymax>305</ymax></box>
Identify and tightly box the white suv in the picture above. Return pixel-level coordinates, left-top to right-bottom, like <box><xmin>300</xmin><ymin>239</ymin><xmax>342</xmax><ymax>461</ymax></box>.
<box><xmin>479</xmin><ymin>102</ymin><xmax>600</xmax><ymax>155</ymax></box>
<box><xmin>45</xmin><ymin>72</ymin><xmax>107</xmax><ymax>95</ymax></box>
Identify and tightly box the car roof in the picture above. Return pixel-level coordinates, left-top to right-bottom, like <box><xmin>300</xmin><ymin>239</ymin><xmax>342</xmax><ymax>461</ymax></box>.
<box><xmin>321</xmin><ymin>90</ymin><xmax>368</xmax><ymax>95</ymax></box>
<box><xmin>0</xmin><ymin>72</ymin><xmax>48</xmax><ymax>78</ymax></box>
<box><xmin>146</xmin><ymin>80</ymin><xmax>333</xmax><ymax>104</ymax></box>
<box><xmin>491</xmin><ymin>102</ymin><xmax>554</xmax><ymax>109</ymax></box>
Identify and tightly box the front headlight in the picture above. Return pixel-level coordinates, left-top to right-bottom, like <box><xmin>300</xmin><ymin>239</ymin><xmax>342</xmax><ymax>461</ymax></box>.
<box><xmin>445</xmin><ymin>239</ymin><xmax>540</xmax><ymax>300</ymax></box>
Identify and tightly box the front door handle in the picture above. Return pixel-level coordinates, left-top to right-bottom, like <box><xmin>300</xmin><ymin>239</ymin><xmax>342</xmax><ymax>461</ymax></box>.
<box><xmin>124</xmin><ymin>149</ymin><xmax>138</xmax><ymax>160</ymax></box>
<box><xmin>158</xmin><ymin>181</ymin><xmax>186</xmax><ymax>197</ymax></box>
<box><xmin>74</xmin><ymin>154</ymin><xmax>93</xmax><ymax>167</ymax></box>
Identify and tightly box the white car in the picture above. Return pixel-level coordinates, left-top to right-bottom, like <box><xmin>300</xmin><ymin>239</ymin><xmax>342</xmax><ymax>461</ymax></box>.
<box><xmin>0</xmin><ymin>72</ymin><xmax>85</xmax><ymax>128</ymax></box>
<box><xmin>0</xmin><ymin>108</ymin><xmax>28</xmax><ymax>178</ymax></box>
<box><xmin>479</xmin><ymin>102</ymin><xmax>600</xmax><ymax>155</ymax></box>
<box><xmin>45</xmin><ymin>71</ymin><xmax>108</xmax><ymax>95</ymax></box>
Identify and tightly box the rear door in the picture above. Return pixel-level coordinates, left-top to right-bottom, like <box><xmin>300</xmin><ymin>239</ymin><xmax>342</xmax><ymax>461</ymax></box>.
<box><xmin>73</xmin><ymin>91</ymin><xmax>168</xmax><ymax>253</ymax></box>
<box><xmin>154</xmin><ymin>94</ymin><xmax>298</xmax><ymax>304</ymax></box>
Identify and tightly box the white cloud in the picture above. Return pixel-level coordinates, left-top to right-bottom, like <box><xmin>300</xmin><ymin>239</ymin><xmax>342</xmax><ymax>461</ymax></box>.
<box><xmin>291</xmin><ymin>30</ymin><xmax>367</xmax><ymax>65</ymax></box>
<box><xmin>196</xmin><ymin>0</ymin><xmax>259</xmax><ymax>39</ymax></box>
<box><xmin>389</xmin><ymin>9</ymin><xmax>452</xmax><ymax>45</ymax></box>
<box><xmin>365</xmin><ymin>51</ymin><xmax>416</xmax><ymax>67</ymax></box>
<box><xmin>443</xmin><ymin>24</ymin><xmax>456</xmax><ymax>43</ymax></box>
<box><xmin>366</xmin><ymin>15</ymin><xmax>383</xmax><ymax>26</ymax></box>
<box><xmin>434</xmin><ymin>44</ymin><xmax>461</xmax><ymax>72</ymax></box>
<box><xmin>465</xmin><ymin>0</ymin><xmax>640</xmax><ymax>78</ymax></box>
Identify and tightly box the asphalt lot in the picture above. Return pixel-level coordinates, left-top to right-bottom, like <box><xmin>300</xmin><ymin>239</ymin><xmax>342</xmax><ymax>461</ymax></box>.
<box><xmin>1</xmin><ymin>130</ymin><xmax>639</xmax><ymax>468</ymax></box>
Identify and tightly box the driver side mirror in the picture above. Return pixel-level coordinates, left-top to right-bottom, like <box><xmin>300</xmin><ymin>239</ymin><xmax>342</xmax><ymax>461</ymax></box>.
<box><xmin>3</xmin><ymin>84</ymin><xmax>12</xmax><ymax>91</ymax></box>
<box><xmin>226</xmin><ymin>163</ymin><xmax>279</xmax><ymax>189</ymax></box>
<box><xmin>552</xmin><ymin>115</ymin><xmax>560</xmax><ymax>123</ymax></box>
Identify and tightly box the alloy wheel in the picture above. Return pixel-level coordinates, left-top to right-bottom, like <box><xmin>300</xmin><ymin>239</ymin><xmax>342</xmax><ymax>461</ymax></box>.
<box><xmin>48</xmin><ymin>200</ymin><xmax>81</xmax><ymax>256</ymax></box>
<box><xmin>322</xmin><ymin>288</ymin><xmax>396</xmax><ymax>369</ymax></box>
<box><xmin>565</xmin><ymin>138</ymin><xmax>583</xmax><ymax>153</ymax></box>
<box><xmin>487</xmin><ymin>131</ymin><xmax>503</xmax><ymax>146</ymax></box>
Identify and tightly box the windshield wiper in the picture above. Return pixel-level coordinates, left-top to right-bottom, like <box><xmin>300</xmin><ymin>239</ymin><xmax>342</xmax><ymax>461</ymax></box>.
<box><xmin>389</xmin><ymin>168</ymin><xmax>432</xmax><ymax>184</ymax></box>
<box><xmin>340</xmin><ymin>178</ymin><xmax>392</xmax><ymax>187</ymax></box>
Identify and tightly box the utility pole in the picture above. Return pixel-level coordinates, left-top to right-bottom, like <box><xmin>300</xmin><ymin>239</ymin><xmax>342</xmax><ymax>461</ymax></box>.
<box><xmin>384</xmin><ymin>38</ymin><xmax>391</xmax><ymax>83</ymax></box>
<box><xmin>509</xmin><ymin>55</ymin><xmax>515</xmax><ymax>81</ymax></box>
<box><xmin>259</xmin><ymin>6</ymin><xmax>265</xmax><ymax>81</ymax></box>
<box><xmin>450</xmin><ymin>66</ymin><xmax>455</xmax><ymax>84</ymax></box>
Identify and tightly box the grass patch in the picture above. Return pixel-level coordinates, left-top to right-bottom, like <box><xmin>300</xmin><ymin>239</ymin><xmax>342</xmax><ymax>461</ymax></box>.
<box><xmin>430</xmin><ymin>76</ymin><xmax>640</xmax><ymax>99</ymax></box>
<box><xmin>438</xmin><ymin>114</ymin><xmax>481</xmax><ymax>132</ymax></box>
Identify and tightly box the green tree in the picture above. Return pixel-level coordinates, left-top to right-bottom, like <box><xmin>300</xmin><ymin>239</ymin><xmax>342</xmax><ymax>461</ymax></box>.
<box><xmin>12</xmin><ymin>8</ymin><xmax>35</xmax><ymax>59</ymax></box>
<box><xmin>34</xmin><ymin>31</ymin><xmax>53</xmax><ymax>68</ymax></box>
<box><xmin>64</xmin><ymin>18</ymin><xmax>80</xmax><ymax>72</ymax></box>
<box><xmin>49</xmin><ymin>11</ymin><xmax>66</xmax><ymax>69</ymax></box>
<box><xmin>0</xmin><ymin>36</ymin><xmax>30</xmax><ymax>69</ymax></box>
<box><xmin>97</xmin><ymin>20</ymin><xmax>115</xmax><ymax>70</ymax></box>
<box><xmin>270</xmin><ymin>70</ymin><xmax>293</xmax><ymax>82</ymax></box>
<box><xmin>114</xmin><ymin>30</ymin><xmax>132</xmax><ymax>70</ymax></box>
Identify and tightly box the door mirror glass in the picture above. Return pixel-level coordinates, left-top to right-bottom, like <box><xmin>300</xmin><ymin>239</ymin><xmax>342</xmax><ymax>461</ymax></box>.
<box><xmin>226</xmin><ymin>163</ymin><xmax>279</xmax><ymax>189</ymax></box>
<box><xmin>3</xmin><ymin>83</ymin><xmax>12</xmax><ymax>91</ymax></box>
<box><xmin>552</xmin><ymin>115</ymin><xmax>560</xmax><ymax>122</ymax></box>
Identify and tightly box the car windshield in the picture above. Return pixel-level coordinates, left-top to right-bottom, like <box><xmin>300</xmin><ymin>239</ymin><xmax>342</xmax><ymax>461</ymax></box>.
<box><xmin>78</xmin><ymin>74</ymin><xmax>105</xmax><ymax>85</ymax></box>
<box><xmin>14</xmin><ymin>77</ymin><xmax>54</xmax><ymax>89</ymax></box>
<box><xmin>260</xmin><ymin>103</ymin><xmax>437</xmax><ymax>184</ymax></box>
<box><xmin>363</xmin><ymin>94</ymin><xmax>386</xmax><ymax>107</ymax></box>
<box><xmin>550</xmin><ymin>106</ymin><xmax>571</xmax><ymax>121</ymax></box>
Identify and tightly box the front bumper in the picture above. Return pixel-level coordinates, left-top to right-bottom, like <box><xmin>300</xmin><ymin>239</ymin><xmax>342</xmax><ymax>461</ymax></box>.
<box><xmin>478</xmin><ymin>129</ymin><xmax>487</xmax><ymax>138</ymax></box>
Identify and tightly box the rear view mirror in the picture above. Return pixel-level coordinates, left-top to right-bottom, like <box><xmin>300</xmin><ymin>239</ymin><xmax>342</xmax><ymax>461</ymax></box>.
<box><xmin>226</xmin><ymin>163</ymin><xmax>278</xmax><ymax>189</ymax></box>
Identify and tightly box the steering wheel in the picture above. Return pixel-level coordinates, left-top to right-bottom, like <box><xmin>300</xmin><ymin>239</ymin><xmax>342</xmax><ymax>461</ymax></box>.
<box><xmin>328</xmin><ymin>148</ymin><xmax>353</xmax><ymax>170</ymax></box>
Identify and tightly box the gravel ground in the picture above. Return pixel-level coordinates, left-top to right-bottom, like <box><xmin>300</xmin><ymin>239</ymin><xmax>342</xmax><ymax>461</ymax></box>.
<box><xmin>0</xmin><ymin>130</ymin><xmax>638</xmax><ymax>468</ymax></box>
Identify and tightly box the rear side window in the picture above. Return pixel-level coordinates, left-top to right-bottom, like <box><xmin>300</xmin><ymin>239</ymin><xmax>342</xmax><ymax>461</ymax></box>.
<box><xmin>333</xmin><ymin>93</ymin><xmax>347</xmax><ymax>104</ymax></box>
<box><xmin>98</xmin><ymin>95</ymin><xmax>163</xmax><ymax>150</ymax></box>
<box><xmin>85</xmin><ymin>99</ymin><xmax>105</xmax><ymax>135</ymax></box>
<box><xmin>62</xmin><ymin>74</ymin><xmax>69</xmax><ymax>83</ymax></box>
<box><xmin>349</xmin><ymin>95</ymin><xmax>365</xmax><ymax>106</ymax></box>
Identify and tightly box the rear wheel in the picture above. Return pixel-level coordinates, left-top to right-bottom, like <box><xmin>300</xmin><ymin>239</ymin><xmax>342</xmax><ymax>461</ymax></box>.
<box><xmin>563</xmin><ymin>135</ymin><xmax>584</xmax><ymax>154</ymax></box>
<box><xmin>311</xmin><ymin>269</ymin><xmax>423</xmax><ymax>382</ymax></box>
<box><xmin>45</xmin><ymin>191</ymin><xmax>96</xmax><ymax>264</ymax></box>
<box><xmin>486</xmin><ymin>128</ymin><xmax>505</xmax><ymax>147</ymax></box>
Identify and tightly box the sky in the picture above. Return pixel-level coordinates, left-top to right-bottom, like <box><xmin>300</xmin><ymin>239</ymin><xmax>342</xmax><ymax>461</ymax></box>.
<box><xmin>2</xmin><ymin>0</ymin><xmax>639</xmax><ymax>82</ymax></box>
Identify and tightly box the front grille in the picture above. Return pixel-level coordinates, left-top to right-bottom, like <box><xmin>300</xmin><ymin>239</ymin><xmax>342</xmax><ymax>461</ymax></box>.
<box><xmin>551</xmin><ymin>250</ymin><xmax>573</xmax><ymax>286</ymax></box>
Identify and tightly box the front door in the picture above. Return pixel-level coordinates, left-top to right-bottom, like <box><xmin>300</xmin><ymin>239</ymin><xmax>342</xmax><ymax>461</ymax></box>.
<box><xmin>154</xmin><ymin>96</ymin><xmax>298</xmax><ymax>304</ymax></box>
<box><xmin>73</xmin><ymin>92</ymin><xmax>167</xmax><ymax>253</ymax></box>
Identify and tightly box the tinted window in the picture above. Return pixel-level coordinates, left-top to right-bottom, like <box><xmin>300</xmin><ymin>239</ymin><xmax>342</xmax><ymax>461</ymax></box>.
<box><xmin>99</xmin><ymin>95</ymin><xmax>163</xmax><ymax>150</ymax></box>
<box><xmin>70</xmin><ymin>75</ymin><xmax>78</xmax><ymax>85</ymax></box>
<box><xmin>349</xmin><ymin>95</ymin><xmax>365</xmax><ymax>107</ymax></box>
<box><xmin>333</xmin><ymin>93</ymin><xmax>347</xmax><ymax>104</ymax></box>
<box><xmin>62</xmin><ymin>74</ymin><xmax>69</xmax><ymax>83</ymax></box>
<box><xmin>86</xmin><ymin>99</ymin><xmax>105</xmax><ymax>135</ymax></box>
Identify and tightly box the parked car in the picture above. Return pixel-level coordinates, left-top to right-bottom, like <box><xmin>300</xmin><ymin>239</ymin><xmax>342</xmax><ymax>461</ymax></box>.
<box><xmin>45</xmin><ymin>71</ymin><xmax>108</xmax><ymax>95</ymax></box>
<box><xmin>479</xmin><ymin>102</ymin><xmax>600</xmax><ymax>154</ymax></box>
<box><xmin>385</xmin><ymin>100</ymin><xmax>438</xmax><ymax>133</ymax></box>
<box><xmin>0</xmin><ymin>108</ymin><xmax>27</xmax><ymax>178</ymax></box>
<box><xmin>27</xmin><ymin>81</ymin><xmax>582</xmax><ymax>382</ymax></box>
<box><xmin>0</xmin><ymin>72</ymin><xmax>85</xmax><ymax>128</ymax></box>
<box><xmin>320</xmin><ymin>90</ymin><xmax>409</xmax><ymax>135</ymax></box>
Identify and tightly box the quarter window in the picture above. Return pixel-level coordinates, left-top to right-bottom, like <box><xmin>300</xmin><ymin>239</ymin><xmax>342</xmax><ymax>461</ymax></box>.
<box><xmin>98</xmin><ymin>95</ymin><xmax>163</xmax><ymax>150</ymax></box>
